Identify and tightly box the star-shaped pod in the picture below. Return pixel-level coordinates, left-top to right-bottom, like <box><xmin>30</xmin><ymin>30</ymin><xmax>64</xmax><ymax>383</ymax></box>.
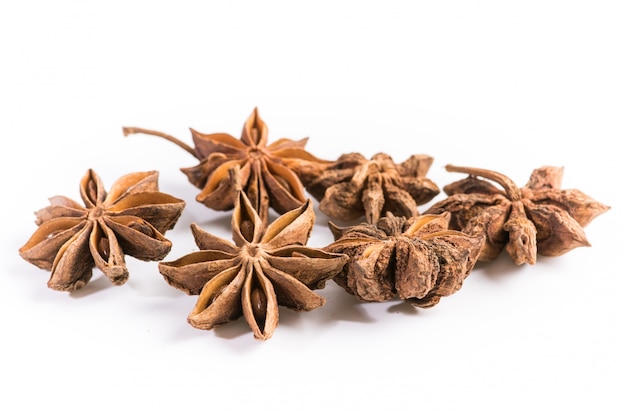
<box><xmin>424</xmin><ymin>165</ymin><xmax>610</xmax><ymax>265</ymax></box>
<box><xmin>325</xmin><ymin>212</ymin><xmax>484</xmax><ymax>308</ymax></box>
<box><xmin>19</xmin><ymin>170</ymin><xmax>185</xmax><ymax>291</ymax></box>
<box><xmin>158</xmin><ymin>186</ymin><xmax>348</xmax><ymax>341</ymax></box>
<box><xmin>124</xmin><ymin>108</ymin><xmax>329</xmax><ymax>223</ymax></box>
<box><xmin>297</xmin><ymin>152</ymin><xmax>440</xmax><ymax>224</ymax></box>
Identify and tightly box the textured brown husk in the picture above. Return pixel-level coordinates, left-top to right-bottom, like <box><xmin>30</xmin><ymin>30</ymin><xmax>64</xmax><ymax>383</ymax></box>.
<box><xmin>424</xmin><ymin>164</ymin><xmax>610</xmax><ymax>265</ymax></box>
<box><xmin>325</xmin><ymin>212</ymin><xmax>484</xmax><ymax>307</ymax></box>
<box><xmin>296</xmin><ymin>152</ymin><xmax>440</xmax><ymax>224</ymax></box>
<box><xmin>124</xmin><ymin>108</ymin><xmax>330</xmax><ymax>223</ymax></box>
<box><xmin>158</xmin><ymin>169</ymin><xmax>348</xmax><ymax>340</ymax></box>
<box><xmin>19</xmin><ymin>170</ymin><xmax>185</xmax><ymax>291</ymax></box>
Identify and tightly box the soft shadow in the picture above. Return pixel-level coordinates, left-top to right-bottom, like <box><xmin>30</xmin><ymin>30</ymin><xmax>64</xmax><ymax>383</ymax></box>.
<box><xmin>213</xmin><ymin>319</ymin><xmax>256</xmax><ymax>340</ymax></box>
<box><xmin>165</xmin><ymin>319</ymin><xmax>264</xmax><ymax>353</ymax></box>
<box><xmin>277</xmin><ymin>306</ymin><xmax>305</xmax><ymax>328</ymax></box>
<box><xmin>386</xmin><ymin>300</ymin><xmax>419</xmax><ymax>315</ymax></box>
<box><xmin>139</xmin><ymin>295</ymin><xmax>262</xmax><ymax>348</ymax></box>
<box><xmin>168</xmin><ymin>320</ymin><xmax>209</xmax><ymax>342</ymax></box>
<box><xmin>533</xmin><ymin>254</ymin><xmax>564</xmax><ymax>270</ymax></box>
<box><xmin>473</xmin><ymin>253</ymin><xmax>525</xmax><ymax>280</ymax></box>
<box><xmin>315</xmin><ymin>283</ymin><xmax>377</xmax><ymax>324</ymax></box>
<box><xmin>212</xmin><ymin>318</ymin><xmax>288</xmax><ymax>352</ymax></box>
<box><xmin>68</xmin><ymin>275</ymin><xmax>112</xmax><ymax>298</ymax></box>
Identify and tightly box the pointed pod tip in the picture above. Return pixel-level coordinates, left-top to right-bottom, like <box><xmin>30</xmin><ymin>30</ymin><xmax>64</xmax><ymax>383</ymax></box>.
<box><xmin>327</xmin><ymin>221</ymin><xmax>345</xmax><ymax>240</ymax></box>
<box><xmin>253</xmin><ymin>331</ymin><xmax>274</xmax><ymax>341</ymax></box>
<box><xmin>303</xmin><ymin>198</ymin><xmax>313</xmax><ymax>210</ymax></box>
<box><xmin>105</xmin><ymin>266</ymin><xmax>130</xmax><ymax>286</ymax></box>
<box><xmin>189</xmin><ymin>222</ymin><xmax>202</xmax><ymax>234</ymax></box>
<box><xmin>48</xmin><ymin>279</ymin><xmax>87</xmax><ymax>292</ymax></box>
<box><xmin>187</xmin><ymin>314</ymin><xmax>213</xmax><ymax>331</ymax></box>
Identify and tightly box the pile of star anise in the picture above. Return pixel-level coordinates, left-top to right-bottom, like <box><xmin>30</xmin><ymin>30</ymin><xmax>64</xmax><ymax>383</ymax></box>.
<box><xmin>20</xmin><ymin>108</ymin><xmax>610</xmax><ymax>341</ymax></box>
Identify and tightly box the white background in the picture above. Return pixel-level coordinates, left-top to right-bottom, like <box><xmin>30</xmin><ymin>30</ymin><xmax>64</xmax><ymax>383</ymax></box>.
<box><xmin>2</xmin><ymin>1</ymin><xmax>625</xmax><ymax>411</ymax></box>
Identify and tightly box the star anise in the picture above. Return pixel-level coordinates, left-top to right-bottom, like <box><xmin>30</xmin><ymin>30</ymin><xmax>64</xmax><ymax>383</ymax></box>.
<box><xmin>123</xmin><ymin>108</ymin><xmax>329</xmax><ymax>223</ymax></box>
<box><xmin>158</xmin><ymin>172</ymin><xmax>348</xmax><ymax>340</ymax></box>
<box><xmin>325</xmin><ymin>212</ymin><xmax>484</xmax><ymax>307</ymax></box>
<box><xmin>296</xmin><ymin>152</ymin><xmax>440</xmax><ymax>224</ymax></box>
<box><xmin>19</xmin><ymin>169</ymin><xmax>185</xmax><ymax>291</ymax></box>
<box><xmin>424</xmin><ymin>164</ymin><xmax>610</xmax><ymax>265</ymax></box>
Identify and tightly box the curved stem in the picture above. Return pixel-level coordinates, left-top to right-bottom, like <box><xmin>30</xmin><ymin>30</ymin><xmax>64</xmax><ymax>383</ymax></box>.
<box><xmin>122</xmin><ymin>126</ymin><xmax>198</xmax><ymax>159</ymax></box>
<box><xmin>445</xmin><ymin>164</ymin><xmax>521</xmax><ymax>200</ymax></box>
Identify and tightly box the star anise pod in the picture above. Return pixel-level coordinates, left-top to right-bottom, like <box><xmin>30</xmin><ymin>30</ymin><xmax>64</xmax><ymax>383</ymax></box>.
<box><xmin>296</xmin><ymin>152</ymin><xmax>440</xmax><ymax>224</ymax></box>
<box><xmin>123</xmin><ymin>108</ymin><xmax>329</xmax><ymax>223</ymax></box>
<box><xmin>325</xmin><ymin>212</ymin><xmax>484</xmax><ymax>307</ymax></box>
<box><xmin>424</xmin><ymin>164</ymin><xmax>610</xmax><ymax>265</ymax></box>
<box><xmin>19</xmin><ymin>169</ymin><xmax>185</xmax><ymax>291</ymax></box>
<box><xmin>158</xmin><ymin>172</ymin><xmax>348</xmax><ymax>340</ymax></box>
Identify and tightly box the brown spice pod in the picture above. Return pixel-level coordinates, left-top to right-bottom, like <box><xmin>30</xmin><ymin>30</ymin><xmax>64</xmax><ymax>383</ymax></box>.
<box><xmin>424</xmin><ymin>164</ymin><xmax>610</xmax><ymax>265</ymax></box>
<box><xmin>19</xmin><ymin>170</ymin><xmax>185</xmax><ymax>291</ymax></box>
<box><xmin>158</xmin><ymin>168</ymin><xmax>348</xmax><ymax>341</ymax></box>
<box><xmin>325</xmin><ymin>212</ymin><xmax>484</xmax><ymax>307</ymax></box>
<box><xmin>123</xmin><ymin>108</ymin><xmax>330</xmax><ymax>224</ymax></box>
<box><xmin>297</xmin><ymin>152</ymin><xmax>440</xmax><ymax>224</ymax></box>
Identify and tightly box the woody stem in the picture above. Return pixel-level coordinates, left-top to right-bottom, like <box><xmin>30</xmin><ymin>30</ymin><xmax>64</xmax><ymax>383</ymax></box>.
<box><xmin>445</xmin><ymin>164</ymin><xmax>522</xmax><ymax>200</ymax></box>
<box><xmin>122</xmin><ymin>126</ymin><xmax>198</xmax><ymax>159</ymax></box>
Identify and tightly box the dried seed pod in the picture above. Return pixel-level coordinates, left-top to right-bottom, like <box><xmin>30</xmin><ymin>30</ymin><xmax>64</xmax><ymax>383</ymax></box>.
<box><xmin>297</xmin><ymin>152</ymin><xmax>440</xmax><ymax>224</ymax></box>
<box><xmin>424</xmin><ymin>165</ymin><xmax>610</xmax><ymax>265</ymax></box>
<box><xmin>123</xmin><ymin>108</ymin><xmax>330</xmax><ymax>223</ymax></box>
<box><xmin>325</xmin><ymin>212</ymin><xmax>484</xmax><ymax>308</ymax></box>
<box><xmin>19</xmin><ymin>170</ymin><xmax>185</xmax><ymax>291</ymax></box>
<box><xmin>158</xmin><ymin>169</ymin><xmax>348</xmax><ymax>340</ymax></box>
